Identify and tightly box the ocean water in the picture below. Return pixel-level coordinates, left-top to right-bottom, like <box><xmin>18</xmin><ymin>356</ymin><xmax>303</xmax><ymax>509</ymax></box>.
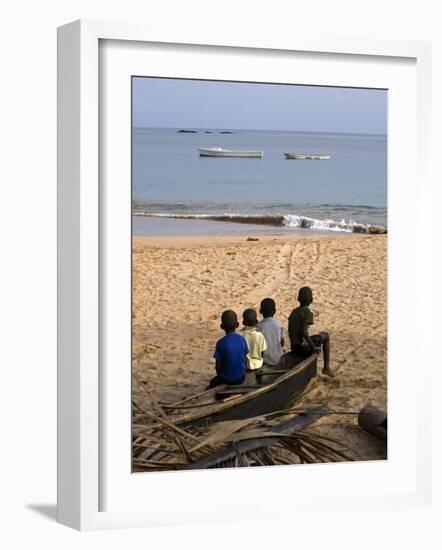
<box><xmin>132</xmin><ymin>127</ymin><xmax>387</xmax><ymax>236</ymax></box>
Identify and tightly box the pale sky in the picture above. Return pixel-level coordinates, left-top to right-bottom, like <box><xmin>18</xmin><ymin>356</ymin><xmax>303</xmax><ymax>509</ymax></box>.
<box><xmin>133</xmin><ymin>77</ymin><xmax>387</xmax><ymax>134</ymax></box>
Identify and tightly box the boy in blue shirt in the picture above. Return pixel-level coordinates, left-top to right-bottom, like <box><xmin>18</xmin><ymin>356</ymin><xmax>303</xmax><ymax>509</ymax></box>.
<box><xmin>208</xmin><ymin>310</ymin><xmax>249</xmax><ymax>389</ymax></box>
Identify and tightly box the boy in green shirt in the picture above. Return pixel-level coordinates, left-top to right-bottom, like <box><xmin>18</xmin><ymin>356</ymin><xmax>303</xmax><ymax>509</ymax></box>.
<box><xmin>288</xmin><ymin>286</ymin><xmax>334</xmax><ymax>377</ymax></box>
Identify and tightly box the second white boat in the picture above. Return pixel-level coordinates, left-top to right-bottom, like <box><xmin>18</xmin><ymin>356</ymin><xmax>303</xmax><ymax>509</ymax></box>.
<box><xmin>284</xmin><ymin>153</ymin><xmax>330</xmax><ymax>160</ymax></box>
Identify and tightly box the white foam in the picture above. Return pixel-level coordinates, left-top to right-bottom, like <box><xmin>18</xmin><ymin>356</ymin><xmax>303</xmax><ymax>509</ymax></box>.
<box><xmin>283</xmin><ymin>214</ymin><xmax>362</xmax><ymax>233</ymax></box>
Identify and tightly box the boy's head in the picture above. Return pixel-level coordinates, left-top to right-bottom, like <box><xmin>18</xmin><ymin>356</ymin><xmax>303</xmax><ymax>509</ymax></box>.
<box><xmin>220</xmin><ymin>310</ymin><xmax>239</xmax><ymax>333</ymax></box>
<box><xmin>260</xmin><ymin>298</ymin><xmax>276</xmax><ymax>318</ymax></box>
<box><xmin>243</xmin><ymin>308</ymin><xmax>258</xmax><ymax>327</ymax></box>
<box><xmin>298</xmin><ymin>286</ymin><xmax>313</xmax><ymax>306</ymax></box>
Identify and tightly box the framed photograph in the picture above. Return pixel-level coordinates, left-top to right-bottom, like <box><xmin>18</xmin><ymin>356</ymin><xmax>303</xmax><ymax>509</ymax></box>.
<box><xmin>57</xmin><ymin>20</ymin><xmax>432</xmax><ymax>530</ymax></box>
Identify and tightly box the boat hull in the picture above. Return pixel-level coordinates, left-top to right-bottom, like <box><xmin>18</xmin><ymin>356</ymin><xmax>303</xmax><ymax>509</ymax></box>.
<box><xmin>285</xmin><ymin>153</ymin><xmax>330</xmax><ymax>160</ymax></box>
<box><xmin>201</xmin><ymin>358</ymin><xmax>317</xmax><ymax>426</ymax></box>
<box><xmin>167</xmin><ymin>353</ymin><xmax>318</xmax><ymax>429</ymax></box>
<box><xmin>198</xmin><ymin>148</ymin><xmax>263</xmax><ymax>158</ymax></box>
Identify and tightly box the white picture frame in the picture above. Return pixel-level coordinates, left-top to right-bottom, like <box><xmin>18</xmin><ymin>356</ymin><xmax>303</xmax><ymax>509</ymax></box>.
<box><xmin>57</xmin><ymin>19</ymin><xmax>433</xmax><ymax>531</ymax></box>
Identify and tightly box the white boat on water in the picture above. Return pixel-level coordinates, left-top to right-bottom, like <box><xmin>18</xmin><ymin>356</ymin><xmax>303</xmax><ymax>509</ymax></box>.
<box><xmin>198</xmin><ymin>147</ymin><xmax>264</xmax><ymax>158</ymax></box>
<box><xmin>284</xmin><ymin>153</ymin><xmax>330</xmax><ymax>160</ymax></box>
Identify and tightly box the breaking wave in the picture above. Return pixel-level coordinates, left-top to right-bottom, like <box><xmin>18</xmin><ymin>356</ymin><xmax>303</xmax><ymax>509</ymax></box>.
<box><xmin>133</xmin><ymin>211</ymin><xmax>387</xmax><ymax>234</ymax></box>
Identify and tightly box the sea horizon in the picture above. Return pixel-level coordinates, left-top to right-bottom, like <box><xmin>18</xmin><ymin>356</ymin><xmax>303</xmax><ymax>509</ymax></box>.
<box><xmin>133</xmin><ymin>125</ymin><xmax>387</xmax><ymax>137</ymax></box>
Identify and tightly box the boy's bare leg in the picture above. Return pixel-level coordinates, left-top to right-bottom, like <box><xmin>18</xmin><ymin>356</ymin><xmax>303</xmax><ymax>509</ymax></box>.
<box><xmin>244</xmin><ymin>370</ymin><xmax>254</xmax><ymax>384</ymax></box>
<box><xmin>319</xmin><ymin>332</ymin><xmax>334</xmax><ymax>377</ymax></box>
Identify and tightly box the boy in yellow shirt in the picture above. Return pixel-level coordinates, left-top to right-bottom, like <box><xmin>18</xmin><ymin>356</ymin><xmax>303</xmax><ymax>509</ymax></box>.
<box><xmin>240</xmin><ymin>308</ymin><xmax>267</xmax><ymax>372</ymax></box>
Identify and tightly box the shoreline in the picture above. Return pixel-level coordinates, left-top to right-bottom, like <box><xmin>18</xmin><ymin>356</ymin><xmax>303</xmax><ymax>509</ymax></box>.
<box><xmin>132</xmin><ymin>213</ymin><xmax>387</xmax><ymax>238</ymax></box>
<box><xmin>133</xmin><ymin>232</ymin><xmax>383</xmax><ymax>248</ymax></box>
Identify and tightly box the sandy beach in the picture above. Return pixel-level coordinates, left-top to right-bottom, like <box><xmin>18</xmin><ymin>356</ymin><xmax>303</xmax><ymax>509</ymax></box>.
<box><xmin>132</xmin><ymin>233</ymin><xmax>387</xmax><ymax>462</ymax></box>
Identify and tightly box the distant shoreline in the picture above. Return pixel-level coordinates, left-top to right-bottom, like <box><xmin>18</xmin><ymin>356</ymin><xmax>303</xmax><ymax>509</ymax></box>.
<box><xmin>133</xmin><ymin>126</ymin><xmax>387</xmax><ymax>138</ymax></box>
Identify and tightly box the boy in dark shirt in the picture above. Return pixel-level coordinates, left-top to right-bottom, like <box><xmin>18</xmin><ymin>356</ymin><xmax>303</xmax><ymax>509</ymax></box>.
<box><xmin>208</xmin><ymin>310</ymin><xmax>249</xmax><ymax>389</ymax></box>
<box><xmin>288</xmin><ymin>286</ymin><xmax>334</xmax><ymax>377</ymax></box>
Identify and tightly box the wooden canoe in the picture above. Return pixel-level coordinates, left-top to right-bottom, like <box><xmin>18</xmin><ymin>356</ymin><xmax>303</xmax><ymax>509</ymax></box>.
<box><xmin>160</xmin><ymin>352</ymin><xmax>318</xmax><ymax>429</ymax></box>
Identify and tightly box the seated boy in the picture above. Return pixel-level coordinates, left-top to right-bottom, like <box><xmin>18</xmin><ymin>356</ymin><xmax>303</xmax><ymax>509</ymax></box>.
<box><xmin>257</xmin><ymin>298</ymin><xmax>285</xmax><ymax>367</ymax></box>
<box><xmin>288</xmin><ymin>286</ymin><xmax>334</xmax><ymax>377</ymax></box>
<box><xmin>240</xmin><ymin>308</ymin><xmax>267</xmax><ymax>372</ymax></box>
<box><xmin>208</xmin><ymin>310</ymin><xmax>249</xmax><ymax>389</ymax></box>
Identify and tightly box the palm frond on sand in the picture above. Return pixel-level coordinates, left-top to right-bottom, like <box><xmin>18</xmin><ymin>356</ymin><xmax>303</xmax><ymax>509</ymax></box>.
<box><xmin>132</xmin><ymin>386</ymin><xmax>356</xmax><ymax>471</ymax></box>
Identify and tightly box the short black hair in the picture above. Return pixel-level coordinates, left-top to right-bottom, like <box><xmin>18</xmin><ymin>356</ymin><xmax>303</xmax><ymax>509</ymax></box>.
<box><xmin>298</xmin><ymin>286</ymin><xmax>313</xmax><ymax>305</ymax></box>
<box><xmin>221</xmin><ymin>310</ymin><xmax>238</xmax><ymax>331</ymax></box>
<box><xmin>243</xmin><ymin>308</ymin><xmax>258</xmax><ymax>326</ymax></box>
<box><xmin>260</xmin><ymin>298</ymin><xmax>276</xmax><ymax>317</ymax></box>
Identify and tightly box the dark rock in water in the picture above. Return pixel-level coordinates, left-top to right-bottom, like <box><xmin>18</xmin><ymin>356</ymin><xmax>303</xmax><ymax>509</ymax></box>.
<box><xmin>220</xmin><ymin>131</ymin><xmax>234</xmax><ymax>134</ymax></box>
<box><xmin>204</xmin><ymin>131</ymin><xmax>212</xmax><ymax>134</ymax></box>
<box><xmin>177</xmin><ymin>129</ymin><xmax>197</xmax><ymax>133</ymax></box>
<box><xmin>353</xmin><ymin>224</ymin><xmax>387</xmax><ymax>234</ymax></box>
<box><xmin>368</xmin><ymin>225</ymin><xmax>387</xmax><ymax>234</ymax></box>
<box><xmin>299</xmin><ymin>219</ymin><xmax>313</xmax><ymax>229</ymax></box>
<box><xmin>352</xmin><ymin>224</ymin><xmax>368</xmax><ymax>234</ymax></box>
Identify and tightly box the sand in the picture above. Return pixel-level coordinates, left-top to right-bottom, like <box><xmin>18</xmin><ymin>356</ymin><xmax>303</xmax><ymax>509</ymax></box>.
<box><xmin>132</xmin><ymin>233</ymin><xmax>387</xmax><ymax>461</ymax></box>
